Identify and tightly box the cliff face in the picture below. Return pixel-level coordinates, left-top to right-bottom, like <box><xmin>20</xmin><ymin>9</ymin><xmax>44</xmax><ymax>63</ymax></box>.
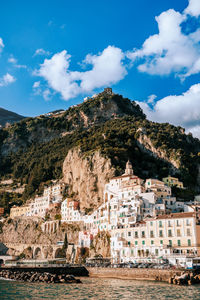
<box><xmin>63</xmin><ymin>148</ymin><xmax>115</xmax><ymax>210</ymax></box>
<box><xmin>90</xmin><ymin>231</ymin><xmax>111</xmax><ymax>258</ymax></box>
<box><xmin>137</xmin><ymin>132</ymin><xmax>180</xmax><ymax>171</ymax></box>
<box><xmin>0</xmin><ymin>218</ymin><xmax>80</xmax><ymax>256</ymax></box>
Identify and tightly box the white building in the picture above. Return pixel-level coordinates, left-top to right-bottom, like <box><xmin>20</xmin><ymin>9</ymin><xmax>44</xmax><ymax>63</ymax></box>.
<box><xmin>110</xmin><ymin>212</ymin><xmax>200</xmax><ymax>264</ymax></box>
<box><xmin>28</xmin><ymin>181</ymin><xmax>64</xmax><ymax>217</ymax></box>
<box><xmin>61</xmin><ymin>199</ymin><xmax>83</xmax><ymax>222</ymax></box>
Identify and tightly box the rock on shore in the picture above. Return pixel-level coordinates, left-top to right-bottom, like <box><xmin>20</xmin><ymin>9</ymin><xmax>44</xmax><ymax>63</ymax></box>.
<box><xmin>169</xmin><ymin>272</ymin><xmax>200</xmax><ymax>285</ymax></box>
<box><xmin>0</xmin><ymin>270</ymin><xmax>82</xmax><ymax>284</ymax></box>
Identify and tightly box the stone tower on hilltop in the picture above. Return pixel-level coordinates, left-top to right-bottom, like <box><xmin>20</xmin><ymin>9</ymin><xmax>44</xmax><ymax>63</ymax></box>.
<box><xmin>103</xmin><ymin>87</ymin><xmax>113</xmax><ymax>95</ymax></box>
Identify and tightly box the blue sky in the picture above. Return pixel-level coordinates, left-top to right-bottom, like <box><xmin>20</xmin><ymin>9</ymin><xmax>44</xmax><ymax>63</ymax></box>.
<box><xmin>0</xmin><ymin>0</ymin><xmax>200</xmax><ymax>138</ymax></box>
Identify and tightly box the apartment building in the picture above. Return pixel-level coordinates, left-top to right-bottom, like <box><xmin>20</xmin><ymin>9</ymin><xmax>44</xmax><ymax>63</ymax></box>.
<box><xmin>110</xmin><ymin>212</ymin><xmax>200</xmax><ymax>263</ymax></box>
<box><xmin>10</xmin><ymin>204</ymin><xmax>31</xmax><ymax>218</ymax></box>
<box><xmin>61</xmin><ymin>199</ymin><xmax>83</xmax><ymax>222</ymax></box>
<box><xmin>162</xmin><ymin>176</ymin><xmax>184</xmax><ymax>188</ymax></box>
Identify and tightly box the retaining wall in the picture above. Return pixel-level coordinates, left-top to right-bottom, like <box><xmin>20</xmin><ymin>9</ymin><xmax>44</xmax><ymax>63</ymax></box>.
<box><xmin>87</xmin><ymin>267</ymin><xmax>186</xmax><ymax>282</ymax></box>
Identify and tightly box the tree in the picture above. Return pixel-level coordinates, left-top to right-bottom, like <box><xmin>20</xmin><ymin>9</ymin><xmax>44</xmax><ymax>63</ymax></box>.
<box><xmin>63</xmin><ymin>233</ymin><xmax>68</xmax><ymax>250</ymax></box>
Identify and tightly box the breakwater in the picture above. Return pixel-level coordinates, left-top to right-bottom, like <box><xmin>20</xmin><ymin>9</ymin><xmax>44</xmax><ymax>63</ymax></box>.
<box><xmin>87</xmin><ymin>267</ymin><xmax>199</xmax><ymax>283</ymax></box>
<box><xmin>0</xmin><ymin>269</ymin><xmax>82</xmax><ymax>283</ymax></box>
<box><xmin>1</xmin><ymin>265</ymin><xmax>89</xmax><ymax>277</ymax></box>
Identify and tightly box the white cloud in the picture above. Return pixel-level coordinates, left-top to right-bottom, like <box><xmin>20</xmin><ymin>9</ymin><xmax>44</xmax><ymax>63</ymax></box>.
<box><xmin>127</xmin><ymin>6</ymin><xmax>200</xmax><ymax>78</ymax></box>
<box><xmin>0</xmin><ymin>37</ymin><xmax>4</xmax><ymax>52</ymax></box>
<box><xmin>8</xmin><ymin>57</ymin><xmax>17</xmax><ymax>64</ymax></box>
<box><xmin>43</xmin><ymin>89</ymin><xmax>52</xmax><ymax>101</ymax></box>
<box><xmin>79</xmin><ymin>46</ymin><xmax>126</xmax><ymax>91</ymax></box>
<box><xmin>8</xmin><ymin>56</ymin><xmax>26</xmax><ymax>69</ymax></box>
<box><xmin>34</xmin><ymin>48</ymin><xmax>51</xmax><ymax>56</ymax></box>
<box><xmin>147</xmin><ymin>94</ymin><xmax>157</xmax><ymax>104</ymax></box>
<box><xmin>33</xmin><ymin>81</ymin><xmax>40</xmax><ymax>89</ymax></box>
<box><xmin>138</xmin><ymin>83</ymin><xmax>200</xmax><ymax>139</ymax></box>
<box><xmin>0</xmin><ymin>73</ymin><xmax>16</xmax><ymax>87</ymax></box>
<box><xmin>35</xmin><ymin>46</ymin><xmax>127</xmax><ymax>101</ymax></box>
<box><xmin>184</xmin><ymin>0</ymin><xmax>200</xmax><ymax>17</ymax></box>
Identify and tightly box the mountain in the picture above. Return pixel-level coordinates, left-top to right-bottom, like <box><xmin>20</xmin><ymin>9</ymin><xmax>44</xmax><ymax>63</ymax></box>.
<box><xmin>0</xmin><ymin>88</ymin><xmax>199</xmax><ymax>211</ymax></box>
<box><xmin>0</xmin><ymin>107</ymin><xmax>25</xmax><ymax>127</ymax></box>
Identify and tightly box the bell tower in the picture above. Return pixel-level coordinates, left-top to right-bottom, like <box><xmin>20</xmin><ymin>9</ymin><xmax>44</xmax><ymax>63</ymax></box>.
<box><xmin>124</xmin><ymin>160</ymin><xmax>134</xmax><ymax>176</ymax></box>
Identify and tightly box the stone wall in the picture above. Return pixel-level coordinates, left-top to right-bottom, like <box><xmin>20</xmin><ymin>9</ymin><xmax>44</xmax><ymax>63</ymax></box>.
<box><xmin>87</xmin><ymin>267</ymin><xmax>185</xmax><ymax>282</ymax></box>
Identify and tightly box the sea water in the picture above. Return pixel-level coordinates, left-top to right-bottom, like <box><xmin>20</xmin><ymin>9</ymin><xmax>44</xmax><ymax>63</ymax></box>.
<box><xmin>0</xmin><ymin>277</ymin><xmax>200</xmax><ymax>300</ymax></box>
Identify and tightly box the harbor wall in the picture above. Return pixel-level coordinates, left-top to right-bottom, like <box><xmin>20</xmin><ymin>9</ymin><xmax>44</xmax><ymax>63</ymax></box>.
<box><xmin>87</xmin><ymin>267</ymin><xmax>189</xmax><ymax>282</ymax></box>
<box><xmin>1</xmin><ymin>266</ymin><xmax>89</xmax><ymax>277</ymax></box>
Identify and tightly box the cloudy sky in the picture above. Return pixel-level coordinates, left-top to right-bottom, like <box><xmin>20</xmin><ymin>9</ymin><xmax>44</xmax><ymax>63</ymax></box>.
<box><xmin>0</xmin><ymin>0</ymin><xmax>200</xmax><ymax>138</ymax></box>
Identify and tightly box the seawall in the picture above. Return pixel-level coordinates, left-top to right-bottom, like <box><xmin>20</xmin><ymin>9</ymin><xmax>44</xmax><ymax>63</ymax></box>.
<box><xmin>1</xmin><ymin>266</ymin><xmax>89</xmax><ymax>277</ymax></box>
<box><xmin>87</xmin><ymin>267</ymin><xmax>189</xmax><ymax>282</ymax></box>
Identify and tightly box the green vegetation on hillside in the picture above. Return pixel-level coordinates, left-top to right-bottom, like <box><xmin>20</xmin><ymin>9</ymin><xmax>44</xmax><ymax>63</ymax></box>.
<box><xmin>0</xmin><ymin>92</ymin><xmax>199</xmax><ymax>205</ymax></box>
<box><xmin>0</xmin><ymin>191</ymin><xmax>22</xmax><ymax>214</ymax></box>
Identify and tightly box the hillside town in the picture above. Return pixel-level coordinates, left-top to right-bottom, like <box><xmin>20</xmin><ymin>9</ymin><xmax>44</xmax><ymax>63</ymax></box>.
<box><xmin>8</xmin><ymin>161</ymin><xmax>200</xmax><ymax>269</ymax></box>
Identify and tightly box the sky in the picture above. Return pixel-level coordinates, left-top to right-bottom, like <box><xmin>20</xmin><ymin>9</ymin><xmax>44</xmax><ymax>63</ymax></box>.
<box><xmin>0</xmin><ymin>0</ymin><xmax>200</xmax><ymax>138</ymax></box>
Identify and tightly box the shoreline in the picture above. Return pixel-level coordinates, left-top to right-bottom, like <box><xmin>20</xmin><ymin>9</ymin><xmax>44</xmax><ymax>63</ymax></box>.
<box><xmin>87</xmin><ymin>267</ymin><xmax>200</xmax><ymax>285</ymax></box>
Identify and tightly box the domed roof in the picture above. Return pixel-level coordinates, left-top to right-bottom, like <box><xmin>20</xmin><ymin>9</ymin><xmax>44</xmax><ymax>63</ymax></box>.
<box><xmin>124</xmin><ymin>160</ymin><xmax>134</xmax><ymax>175</ymax></box>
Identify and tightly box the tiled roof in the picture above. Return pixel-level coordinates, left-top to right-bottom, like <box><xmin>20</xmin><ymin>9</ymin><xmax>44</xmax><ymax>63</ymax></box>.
<box><xmin>154</xmin><ymin>212</ymin><xmax>195</xmax><ymax>220</ymax></box>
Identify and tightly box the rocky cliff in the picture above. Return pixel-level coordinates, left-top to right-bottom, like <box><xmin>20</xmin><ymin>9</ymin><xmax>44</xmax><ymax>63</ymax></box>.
<box><xmin>0</xmin><ymin>217</ymin><xmax>80</xmax><ymax>257</ymax></box>
<box><xmin>63</xmin><ymin>148</ymin><xmax>115</xmax><ymax>211</ymax></box>
<box><xmin>137</xmin><ymin>130</ymin><xmax>180</xmax><ymax>171</ymax></box>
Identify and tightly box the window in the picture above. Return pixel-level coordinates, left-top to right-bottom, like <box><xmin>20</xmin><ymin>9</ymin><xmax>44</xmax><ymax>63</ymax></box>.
<box><xmin>131</xmin><ymin>249</ymin><xmax>134</xmax><ymax>255</ymax></box>
<box><xmin>168</xmin><ymin>229</ymin><xmax>172</xmax><ymax>237</ymax></box>
<box><xmin>176</xmin><ymin>220</ymin><xmax>180</xmax><ymax>226</ymax></box>
<box><xmin>135</xmin><ymin>241</ymin><xmax>138</xmax><ymax>245</ymax></box>
<box><xmin>155</xmin><ymin>249</ymin><xmax>159</xmax><ymax>255</ymax></box>
<box><xmin>188</xmin><ymin>239</ymin><xmax>191</xmax><ymax>246</ymax></box>
<box><xmin>150</xmin><ymin>231</ymin><xmax>154</xmax><ymax>238</ymax></box>
<box><xmin>168</xmin><ymin>221</ymin><xmax>171</xmax><ymax>227</ymax></box>
<box><xmin>128</xmin><ymin>231</ymin><xmax>131</xmax><ymax>237</ymax></box>
<box><xmin>128</xmin><ymin>241</ymin><xmax>131</xmax><ymax>247</ymax></box>
<box><xmin>177</xmin><ymin>240</ymin><xmax>181</xmax><ymax>246</ymax></box>
<box><xmin>187</xmin><ymin>228</ymin><xmax>191</xmax><ymax>236</ymax></box>
<box><xmin>135</xmin><ymin>232</ymin><xmax>138</xmax><ymax>238</ymax></box>
<box><xmin>159</xmin><ymin>221</ymin><xmax>162</xmax><ymax>228</ymax></box>
<box><xmin>150</xmin><ymin>221</ymin><xmax>153</xmax><ymax>226</ymax></box>
<box><xmin>142</xmin><ymin>241</ymin><xmax>145</xmax><ymax>245</ymax></box>
<box><xmin>177</xmin><ymin>229</ymin><xmax>181</xmax><ymax>237</ymax></box>
<box><xmin>151</xmin><ymin>240</ymin><xmax>154</xmax><ymax>245</ymax></box>
<box><xmin>142</xmin><ymin>231</ymin><xmax>145</xmax><ymax>238</ymax></box>
<box><xmin>186</xmin><ymin>219</ymin><xmax>190</xmax><ymax>226</ymax></box>
<box><xmin>160</xmin><ymin>240</ymin><xmax>163</xmax><ymax>245</ymax></box>
<box><xmin>169</xmin><ymin>240</ymin><xmax>172</xmax><ymax>247</ymax></box>
<box><xmin>159</xmin><ymin>230</ymin><xmax>163</xmax><ymax>237</ymax></box>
